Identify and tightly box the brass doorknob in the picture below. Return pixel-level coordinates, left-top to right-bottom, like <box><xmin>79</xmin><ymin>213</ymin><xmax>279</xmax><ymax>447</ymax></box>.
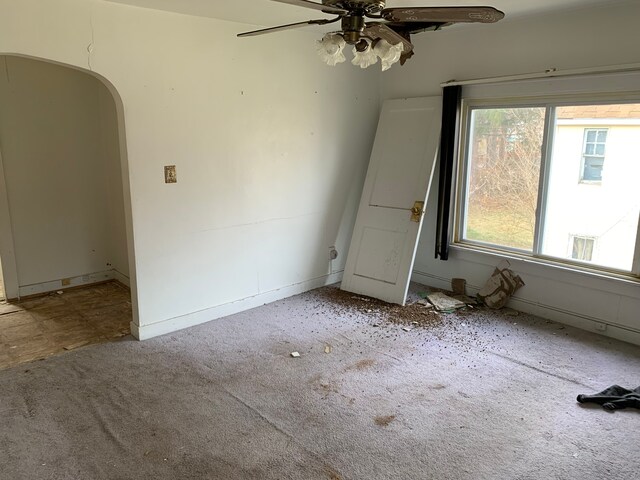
<box><xmin>410</xmin><ymin>201</ymin><xmax>425</xmax><ymax>222</ymax></box>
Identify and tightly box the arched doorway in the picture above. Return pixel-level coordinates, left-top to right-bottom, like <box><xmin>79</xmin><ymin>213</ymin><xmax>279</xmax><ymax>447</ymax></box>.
<box><xmin>0</xmin><ymin>55</ymin><xmax>138</xmax><ymax>369</ymax></box>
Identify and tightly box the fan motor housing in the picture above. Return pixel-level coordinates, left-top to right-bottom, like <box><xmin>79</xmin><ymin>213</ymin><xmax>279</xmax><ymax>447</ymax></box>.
<box><xmin>323</xmin><ymin>0</ymin><xmax>386</xmax><ymax>15</ymax></box>
<box><xmin>341</xmin><ymin>15</ymin><xmax>366</xmax><ymax>44</ymax></box>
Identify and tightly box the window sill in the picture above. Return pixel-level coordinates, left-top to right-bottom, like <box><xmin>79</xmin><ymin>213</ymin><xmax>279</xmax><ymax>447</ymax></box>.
<box><xmin>449</xmin><ymin>242</ymin><xmax>640</xmax><ymax>298</ymax></box>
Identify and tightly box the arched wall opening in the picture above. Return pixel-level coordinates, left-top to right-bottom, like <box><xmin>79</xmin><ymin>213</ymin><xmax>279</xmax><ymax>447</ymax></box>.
<box><xmin>0</xmin><ymin>54</ymin><xmax>139</xmax><ymax>344</ymax></box>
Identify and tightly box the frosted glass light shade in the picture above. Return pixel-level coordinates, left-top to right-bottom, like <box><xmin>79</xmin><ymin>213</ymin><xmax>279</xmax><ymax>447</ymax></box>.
<box><xmin>317</xmin><ymin>34</ymin><xmax>346</xmax><ymax>66</ymax></box>
<box><xmin>351</xmin><ymin>40</ymin><xmax>378</xmax><ymax>69</ymax></box>
<box><xmin>373</xmin><ymin>40</ymin><xmax>404</xmax><ymax>71</ymax></box>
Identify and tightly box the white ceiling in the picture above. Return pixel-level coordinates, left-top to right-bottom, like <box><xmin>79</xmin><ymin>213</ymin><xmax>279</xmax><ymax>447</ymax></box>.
<box><xmin>103</xmin><ymin>0</ymin><xmax>617</xmax><ymax>27</ymax></box>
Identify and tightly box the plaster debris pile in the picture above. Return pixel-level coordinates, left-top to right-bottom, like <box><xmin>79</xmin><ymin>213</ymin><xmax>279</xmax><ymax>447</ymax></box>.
<box><xmin>314</xmin><ymin>287</ymin><xmax>443</xmax><ymax>329</ymax></box>
<box><xmin>425</xmin><ymin>292</ymin><xmax>468</xmax><ymax>313</ymax></box>
<box><xmin>313</xmin><ymin>286</ymin><xmax>485</xmax><ymax>331</ymax></box>
<box><xmin>477</xmin><ymin>260</ymin><xmax>525</xmax><ymax>309</ymax></box>
<box><xmin>310</xmin><ymin>285</ymin><xmax>538</xmax><ymax>358</ymax></box>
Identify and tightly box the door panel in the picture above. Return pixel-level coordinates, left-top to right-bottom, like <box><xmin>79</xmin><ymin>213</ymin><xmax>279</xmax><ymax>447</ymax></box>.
<box><xmin>341</xmin><ymin>96</ymin><xmax>442</xmax><ymax>305</ymax></box>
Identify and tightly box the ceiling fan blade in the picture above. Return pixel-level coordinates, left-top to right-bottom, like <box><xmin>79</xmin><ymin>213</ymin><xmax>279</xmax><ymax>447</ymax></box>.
<box><xmin>271</xmin><ymin>0</ymin><xmax>348</xmax><ymax>15</ymax></box>
<box><xmin>238</xmin><ymin>19</ymin><xmax>331</xmax><ymax>37</ymax></box>
<box><xmin>382</xmin><ymin>6</ymin><xmax>505</xmax><ymax>24</ymax></box>
<box><xmin>364</xmin><ymin>23</ymin><xmax>414</xmax><ymax>54</ymax></box>
<box><xmin>386</xmin><ymin>21</ymin><xmax>449</xmax><ymax>35</ymax></box>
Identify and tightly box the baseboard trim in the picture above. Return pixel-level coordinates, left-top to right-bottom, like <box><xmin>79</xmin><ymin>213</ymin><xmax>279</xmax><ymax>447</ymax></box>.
<box><xmin>111</xmin><ymin>269</ymin><xmax>130</xmax><ymax>288</ymax></box>
<box><xmin>132</xmin><ymin>271</ymin><xmax>344</xmax><ymax>341</ymax></box>
<box><xmin>18</xmin><ymin>270</ymin><xmax>117</xmax><ymax>298</ymax></box>
<box><xmin>411</xmin><ymin>270</ymin><xmax>640</xmax><ymax>347</ymax></box>
<box><xmin>411</xmin><ymin>270</ymin><xmax>453</xmax><ymax>292</ymax></box>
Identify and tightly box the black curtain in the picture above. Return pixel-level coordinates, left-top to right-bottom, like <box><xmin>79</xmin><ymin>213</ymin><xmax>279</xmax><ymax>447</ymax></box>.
<box><xmin>435</xmin><ymin>85</ymin><xmax>462</xmax><ymax>261</ymax></box>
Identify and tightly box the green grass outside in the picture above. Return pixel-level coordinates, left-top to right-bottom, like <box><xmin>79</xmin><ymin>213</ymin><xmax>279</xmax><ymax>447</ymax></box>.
<box><xmin>465</xmin><ymin>204</ymin><xmax>534</xmax><ymax>251</ymax></box>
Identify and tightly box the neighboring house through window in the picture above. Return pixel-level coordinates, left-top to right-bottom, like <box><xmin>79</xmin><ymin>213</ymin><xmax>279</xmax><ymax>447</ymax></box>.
<box><xmin>581</xmin><ymin>128</ymin><xmax>607</xmax><ymax>182</ymax></box>
<box><xmin>458</xmin><ymin>100</ymin><xmax>640</xmax><ymax>274</ymax></box>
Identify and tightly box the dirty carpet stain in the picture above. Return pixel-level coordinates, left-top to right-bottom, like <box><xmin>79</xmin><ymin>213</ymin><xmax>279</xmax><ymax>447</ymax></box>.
<box><xmin>347</xmin><ymin>359</ymin><xmax>375</xmax><ymax>371</ymax></box>
<box><xmin>374</xmin><ymin>415</ymin><xmax>397</xmax><ymax>427</ymax></box>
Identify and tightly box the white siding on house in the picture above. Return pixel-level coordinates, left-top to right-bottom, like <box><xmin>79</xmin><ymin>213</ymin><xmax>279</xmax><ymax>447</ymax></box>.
<box><xmin>543</xmin><ymin>121</ymin><xmax>640</xmax><ymax>271</ymax></box>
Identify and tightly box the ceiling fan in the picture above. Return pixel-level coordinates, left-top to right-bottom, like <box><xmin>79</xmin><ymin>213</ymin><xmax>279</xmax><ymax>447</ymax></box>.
<box><xmin>238</xmin><ymin>0</ymin><xmax>504</xmax><ymax>70</ymax></box>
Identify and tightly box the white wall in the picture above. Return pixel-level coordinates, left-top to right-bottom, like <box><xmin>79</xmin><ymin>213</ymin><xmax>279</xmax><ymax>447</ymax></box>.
<box><xmin>382</xmin><ymin>0</ymin><xmax>640</xmax><ymax>344</ymax></box>
<box><xmin>98</xmin><ymin>81</ymin><xmax>130</xmax><ymax>280</ymax></box>
<box><xmin>0</xmin><ymin>55</ymin><xmax>129</xmax><ymax>296</ymax></box>
<box><xmin>0</xmin><ymin>0</ymin><xmax>381</xmax><ymax>338</ymax></box>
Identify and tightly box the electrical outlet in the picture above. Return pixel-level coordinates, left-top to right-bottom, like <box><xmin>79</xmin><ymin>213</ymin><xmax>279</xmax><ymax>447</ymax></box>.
<box><xmin>329</xmin><ymin>247</ymin><xmax>338</xmax><ymax>260</ymax></box>
<box><xmin>164</xmin><ymin>165</ymin><xmax>177</xmax><ymax>183</ymax></box>
<box><xmin>61</xmin><ymin>278</ymin><xmax>71</xmax><ymax>286</ymax></box>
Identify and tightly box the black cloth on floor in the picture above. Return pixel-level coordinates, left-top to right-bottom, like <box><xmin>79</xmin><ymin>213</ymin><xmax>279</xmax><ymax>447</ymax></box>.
<box><xmin>577</xmin><ymin>385</ymin><xmax>640</xmax><ymax>411</ymax></box>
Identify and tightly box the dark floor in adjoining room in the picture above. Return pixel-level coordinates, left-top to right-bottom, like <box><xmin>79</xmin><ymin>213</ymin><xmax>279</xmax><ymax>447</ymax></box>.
<box><xmin>0</xmin><ymin>281</ymin><xmax>131</xmax><ymax>370</ymax></box>
<box><xmin>0</xmin><ymin>283</ymin><xmax>638</xmax><ymax>479</ymax></box>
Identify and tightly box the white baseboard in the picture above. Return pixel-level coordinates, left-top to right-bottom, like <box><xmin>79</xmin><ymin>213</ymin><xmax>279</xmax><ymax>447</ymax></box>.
<box><xmin>132</xmin><ymin>271</ymin><xmax>344</xmax><ymax>341</ymax></box>
<box><xmin>111</xmin><ymin>269</ymin><xmax>130</xmax><ymax>287</ymax></box>
<box><xmin>411</xmin><ymin>270</ymin><xmax>453</xmax><ymax>292</ymax></box>
<box><xmin>411</xmin><ymin>269</ymin><xmax>640</xmax><ymax>347</ymax></box>
<box><xmin>18</xmin><ymin>270</ymin><xmax>117</xmax><ymax>298</ymax></box>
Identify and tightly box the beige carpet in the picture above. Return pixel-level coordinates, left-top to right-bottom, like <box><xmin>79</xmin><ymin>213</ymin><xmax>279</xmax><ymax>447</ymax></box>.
<box><xmin>1</xmin><ymin>284</ymin><xmax>639</xmax><ymax>479</ymax></box>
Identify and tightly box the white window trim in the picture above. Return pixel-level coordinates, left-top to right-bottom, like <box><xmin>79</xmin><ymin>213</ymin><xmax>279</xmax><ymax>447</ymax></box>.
<box><xmin>454</xmin><ymin>90</ymin><xmax>640</xmax><ymax>280</ymax></box>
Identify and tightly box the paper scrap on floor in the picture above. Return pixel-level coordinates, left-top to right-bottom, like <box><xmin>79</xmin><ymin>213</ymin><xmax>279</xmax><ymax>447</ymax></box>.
<box><xmin>477</xmin><ymin>260</ymin><xmax>525</xmax><ymax>309</ymax></box>
<box><xmin>426</xmin><ymin>292</ymin><xmax>467</xmax><ymax>312</ymax></box>
<box><xmin>415</xmin><ymin>299</ymin><xmax>434</xmax><ymax>309</ymax></box>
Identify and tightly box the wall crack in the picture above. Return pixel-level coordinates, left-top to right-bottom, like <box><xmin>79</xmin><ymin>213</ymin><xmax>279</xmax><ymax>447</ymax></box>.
<box><xmin>87</xmin><ymin>15</ymin><xmax>95</xmax><ymax>71</ymax></box>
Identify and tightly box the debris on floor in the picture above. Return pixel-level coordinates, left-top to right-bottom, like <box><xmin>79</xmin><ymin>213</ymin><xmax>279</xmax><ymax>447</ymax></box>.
<box><xmin>453</xmin><ymin>294</ymin><xmax>478</xmax><ymax>304</ymax></box>
<box><xmin>426</xmin><ymin>292</ymin><xmax>467</xmax><ymax>312</ymax></box>
<box><xmin>350</xmin><ymin>295</ymin><xmax>370</xmax><ymax>302</ymax></box>
<box><xmin>324</xmin><ymin>345</ymin><xmax>332</xmax><ymax>354</ymax></box>
<box><xmin>451</xmin><ymin>278</ymin><xmax>466</xmax><ymax>295</ymax></box>
<box><xmin>477</xmin><ymin>260</ymin><xmax>525</xmax><ymax>309</ymax></box>
<box><xmin>576</xmin><ymin>385</ymin><xmax>640</xmax><ymax>411</ymax></box>
<box><xmin>316</xmin><ymin>288</ymin><xmax>441</xmax><ymax>328</ymax></box>
<box><xmin>415</xmin><ymin>299</ymin><xmax>434</xmax><ymax>309</ymax></box>
<box><xmin>290</xmin><ymin>351</ymin><xmax>301</xmax><ymax>358</ymax></box>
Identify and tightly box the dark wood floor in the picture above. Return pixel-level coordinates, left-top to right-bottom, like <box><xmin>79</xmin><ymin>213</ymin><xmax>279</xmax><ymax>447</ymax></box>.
<box><xmin>0</xmin><ymin>281</ymin><xmax>131</xmax><ymax>370</ymax></box>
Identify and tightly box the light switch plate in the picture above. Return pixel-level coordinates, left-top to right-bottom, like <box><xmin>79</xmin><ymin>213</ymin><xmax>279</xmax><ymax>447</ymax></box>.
<box><xmin>164</xmin><ymin>165</ymin><xmax>177</xmax><ymax>183</ymax></box>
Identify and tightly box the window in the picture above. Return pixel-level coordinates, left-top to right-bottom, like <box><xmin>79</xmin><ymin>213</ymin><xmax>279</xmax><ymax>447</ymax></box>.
<box><xmin>570</xmin><ymin>235</ymin><xmax>595</xmax><ymax>261</ymax></box>
<box><xmin>581</xmin><ymin>128</ymin><xmax>607</xmax><ymax>182</ymax></box>
<box><xmin>463</xmin><ymin>107</ymin><xmax>544</xmax><ymax>251</ymax></box>
<box><xmin>459</xmin><ymin>101</ymin><xmax>640</xmax><ymax>275</ymax></box>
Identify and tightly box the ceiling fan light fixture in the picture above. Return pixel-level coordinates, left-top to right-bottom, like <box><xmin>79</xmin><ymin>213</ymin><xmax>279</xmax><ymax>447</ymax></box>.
<box><xmin>351</xmin><ymin>39</ymin><xmax>378</xmax><ymax>69</ymax></box>
<box><xmin>316</xmin><ymin>33</ymin><xmax>347</xmax><ymax>66</ymax></box>
<box><xmin>373</xmin><ymin>39</ymin><xmax>404</xmax><ymax>71</ymax></box>
<box><xmin>238</xmin><ymin>2</ymin><xmax>506</xmax><ymax>70</ymax></box>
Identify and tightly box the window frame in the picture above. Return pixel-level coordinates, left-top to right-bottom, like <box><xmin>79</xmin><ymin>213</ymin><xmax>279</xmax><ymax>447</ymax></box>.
<box><xmin>569</xmin><ymin>234</ymin><xmax>597</xmax><ymax>262</ymax></box>
<box><xmin>455</xmin><ymin>93</ymin><xmax>640</xmax><ymax>279</ymax></box>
